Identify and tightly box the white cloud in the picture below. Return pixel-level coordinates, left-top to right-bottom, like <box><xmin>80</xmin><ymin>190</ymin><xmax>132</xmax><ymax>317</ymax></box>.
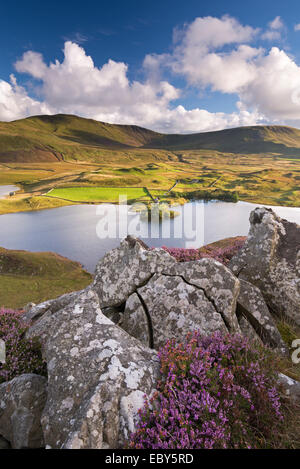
<box><xmin>150</xmin><ymin>16</ymin><xmax>300</xmax><ymax>124</ymax></box>
<box><xmin>269</xmin><ymin>16</ymin><xmax>283</xmax><ymax>30</ymax></box>
<box><xmin>261</xmin><ymin>16</ymin><xmax>284</xmax><ymax>41</ymax></box>
<box><xmin>261</xmin><ymin>30</ymin><xmax>281</xmax><ymax>41</ymax></box>
<box><xmin>174</xmin><ymin>15</ymin><xmax>258</xmax><ymax>51</ymax></box>
<box><xmin>0</xmin><ymin>74</ymin><xmax>52</xmax><ymax>121</ymax></box>
<box><xmin>2</xmin><ymin>15</ymin><xmax>300</xmax><ymax>132</ymax></box>
<box><xmin>294</xmin><ymin>23</ymin><xmax>300</xmax><ymax>31</ymax></box>
<box><xmin>15</xmin><ymin>51</ymin><xmax>47</xmax><ymax>79</ymax></box>
<box><xmin>0</xmin><ymin>40</ymin><xmax>262</xmax><ymax>133</ymax></box>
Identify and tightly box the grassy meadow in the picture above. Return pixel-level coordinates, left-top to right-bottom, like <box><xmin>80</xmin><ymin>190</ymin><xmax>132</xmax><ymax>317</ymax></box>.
<box><xmin>48</xmin><ymin>186</ymin><xmax>149</xmax><ymax>203</ymax></box>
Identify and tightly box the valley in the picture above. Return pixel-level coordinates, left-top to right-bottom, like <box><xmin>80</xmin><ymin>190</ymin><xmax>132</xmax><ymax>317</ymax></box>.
<box><xmin>0</xmin><ymin>114</ymin><xmax>299</xmax><ymax>214</ymax></box>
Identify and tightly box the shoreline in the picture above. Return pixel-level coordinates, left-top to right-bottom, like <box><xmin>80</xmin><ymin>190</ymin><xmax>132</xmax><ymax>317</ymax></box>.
<box><xmin>0</xmin><ymin>188</ymin><xmax>299</xmax><ymax>216</ymax></box>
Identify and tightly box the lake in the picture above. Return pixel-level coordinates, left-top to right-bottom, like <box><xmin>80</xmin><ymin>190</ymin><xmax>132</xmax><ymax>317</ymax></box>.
<box><xmin>0</xmin><ymin>199</ymin><xmax>299</xmax><ymax>273</ymax></box>
<box><xmin>0</xmin><ymin>185</ymin><xmax>19</xmax><ymax>199</ymax></box>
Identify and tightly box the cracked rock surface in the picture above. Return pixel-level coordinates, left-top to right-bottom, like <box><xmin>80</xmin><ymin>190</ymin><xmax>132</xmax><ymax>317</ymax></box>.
<box><xmin>135</xmin><ymin>273</ymin><xmax>227</xmax><ymax>349</ymax></box>
<box><xmin>121</xmin><ymin>293</ymin><xmax>151</xmax><ymax>348</ymax></box>
<box><xmin>25</xmin><ymin>289</ymin><xmax>160</xmax><ymax>449</ymax></box>
<box><xmin>162</xmin><ymin>258</ymin><xmax>241</xmax><ymax>332</ymax></box>
<box><xmin>92</xmin><ymin>237</ymin><xmax>176</xmax><ymax>308</ymax></box>
<box><xmin>229</xmin><ymin>207</ymin><xmax>300</xmax><ymax>325</ymax></box>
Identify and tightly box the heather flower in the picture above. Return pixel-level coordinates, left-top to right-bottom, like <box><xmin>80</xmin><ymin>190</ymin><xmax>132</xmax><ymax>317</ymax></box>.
<box><xmin>161</xmin><ymin>239</ymin><xmax>245</xmax><ymax>265</ymax></box>
<box><xmin>0</xmin><ymin>308</ymin><xmax>46</xmax><ymax>383</ymax></box>
<box><xmin>129</xmin><ymin>331</ymin><xmax>285</xmax><ymax>449</ymax></box>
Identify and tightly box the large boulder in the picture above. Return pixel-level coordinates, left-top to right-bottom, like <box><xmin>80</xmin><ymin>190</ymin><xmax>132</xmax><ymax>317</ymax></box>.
<box><xmin>92</xmin><ymin>236</ymin><xmax>176</xmax><ymax>308</ymax></box>
<box><xmin>132</xmin><ymin>273</ymin><xmax>227</xmax><ymax>350</ymax></box>
<box><xmin>0</xmin><ymin>374</ymin><xmax>47</xmax><ymax>449</ymax></box>
<box><xmin>92</xmin><ymin>236</ymin><xmax>286</xmax><ymax>352</ymax></box>
<box><xmin>26</xmin><ymin>289</ymin><xmax>160</xmax><ymax>449</ymax></box>
<box><xmin>93</xmin><ymin>238</ymin><xmax>242</xmax><ymax>349</ymax></box>
<box><xmin>229</xmin><ymin>207</ymin><xmax>300</xmax><ymax>325</ymax></box>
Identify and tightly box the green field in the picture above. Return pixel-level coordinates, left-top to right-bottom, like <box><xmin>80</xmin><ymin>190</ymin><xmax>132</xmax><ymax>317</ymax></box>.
<box><xmin>48</xmin><ymin>186</ymin><xmax>149</xmax><ymax>203</ymax></box>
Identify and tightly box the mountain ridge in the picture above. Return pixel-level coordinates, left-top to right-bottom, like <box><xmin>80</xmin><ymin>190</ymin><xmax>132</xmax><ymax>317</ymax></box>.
<box><xmin>1</xmin><ymin>113</ymin><xmax>300</xmax><ymax>162</ymax></box>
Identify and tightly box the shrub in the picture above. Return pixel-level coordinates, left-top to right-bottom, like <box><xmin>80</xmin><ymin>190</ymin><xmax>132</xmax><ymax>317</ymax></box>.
<box><xmin>162</xmin><ymin>238</ymin><xmax>245</xmax><ymax>265</ymax></box>
<box><xmin>129</xmin><ymin>332</ymin><xmax>287</xmax><ymax>449</ymax></box>
<box><xmin>0</xmin><ymin>308</ymin><xmax>46</xmax><ymax>384</ymax></box>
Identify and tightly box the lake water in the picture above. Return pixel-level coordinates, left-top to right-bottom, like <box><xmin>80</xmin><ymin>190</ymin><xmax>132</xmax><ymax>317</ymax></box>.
<box><xmin>0</xmin><ymin>199</ymin><xmax>299</xmax><ymax>273</ymax></box>
<box><xmin>0</xmin><ymin>185</ymin><xmax>19</xmax><ymax>199</ymax></box>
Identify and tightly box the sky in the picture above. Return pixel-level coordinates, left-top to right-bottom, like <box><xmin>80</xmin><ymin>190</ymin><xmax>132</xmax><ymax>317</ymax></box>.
<box><xmin>2</xmin><ymin>0</ymin><xmax>300</xmax><ymax>133</ymax></box>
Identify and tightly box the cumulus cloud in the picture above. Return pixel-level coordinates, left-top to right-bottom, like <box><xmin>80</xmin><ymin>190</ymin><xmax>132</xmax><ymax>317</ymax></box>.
<box><xmin>261</xmin><ymin>16</ymin><xmax>284</xmax><ymax>41</ymax></box>
<box><xmin>148</xmin><ymin>15</ymin><xmax>300</xmax><ymax>124</ymax></box>
<box><xmin>2</xmin><ymin>15</ymin><xmax>300</xmax><ymax>132</ymax></box>
<box><xmin>294</xmin><ymin>23</ymin><xmax>300</xmax><ymax>32</ymax></box>
<box><xmin>0</xmin><ymin>74</ymin><xmax>52</xmax><ymax>121</ymax></box>
<box><xmin>1</xmin><ymin>40</ymin><xmax>262</xmax><ymax>133</ymax></box>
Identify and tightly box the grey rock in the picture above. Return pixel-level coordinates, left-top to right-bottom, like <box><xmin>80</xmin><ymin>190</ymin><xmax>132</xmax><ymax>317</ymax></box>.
<box><xmin>26</xmin><ymin>289</ymin><xmax>160</xmax><ymax>449</ymax></box>
<box><xmin>278</xmin><ymin>373</ymin><xmax>300</xmax><ymax>404</ymax></box>
<box><xmin>0</xmin><ymin>374</ymin><xmax>47</xmax><ymax>449</ymax></box>
<box><xmin>121</xmin><ymin>293</ymin><xmax>151</xmax><ymax>347</ymax></box>
<box><xmin>102</xmin><ymin>306</ymin><xmax>124</xmax><ymax>325</ymax></box>
<box><xmin>92</xmin><ymin>236</ymin><xmax>176</xmax><ymax>307</ymax></box>
<box><xmin>137</xmin><ymin>273</ymin><xmax>227</xmax><ymax>350</ymax></box>
<box><xmin>237</xmin><ymin>279</ymin><xmax>287</xmax><ymax>353</ymax></box>
<box><xmin>229</xmin><ymin>207</ymin><xmax>300</xmax><ymax>325</ymax></box>
<box><xmin>238</xmin><ymin>315</ymin><xmax>263</xmax><ymax>345</ymax></box>
<box><xmin>163</xmin><ymin>258</ymin><xmax>241</xmax><ymax>332</ymax></box>
<box><xmin>23</xmin><ymin>289</ymin><xmax>84</xmax><ymax>323</ymax></box>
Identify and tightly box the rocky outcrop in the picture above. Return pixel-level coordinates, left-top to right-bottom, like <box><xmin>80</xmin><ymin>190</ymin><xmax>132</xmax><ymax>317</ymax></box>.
<box><xmin>229</xmin><ymin>207</ymin><xmax>300</xmax><ymax>325</ymax></box>
<box><xmin>25</xmin><ymin>289</ymin><xmax>160</xmax><ymax>449</ymax></box>
<box><xmin>0</xmin><ymin>374</ymin><xmax>47</xmax><ymax>449</ymax></box>
<box><xmin>8</xmin><ymin>217</ymin><xmax>293</xmax><ymax>449</ymax></box>
<box><xmin>92</xmin><ymin>237</ymin><xmax>176</xmax><ymax>308</ymax></box>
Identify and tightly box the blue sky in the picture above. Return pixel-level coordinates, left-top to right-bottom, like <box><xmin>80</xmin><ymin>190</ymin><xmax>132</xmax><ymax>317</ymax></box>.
<box><xmin>1</xmin><ymin>0</ymin><xmax>300</xmax><ymax>132</ymax></box>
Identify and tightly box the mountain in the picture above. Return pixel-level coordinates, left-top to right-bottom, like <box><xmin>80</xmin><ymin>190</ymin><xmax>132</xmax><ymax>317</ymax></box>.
<box><xmin>1</xmin><ymin>113</ymin><xmax>300</xmax><ymax>162</ymax></box>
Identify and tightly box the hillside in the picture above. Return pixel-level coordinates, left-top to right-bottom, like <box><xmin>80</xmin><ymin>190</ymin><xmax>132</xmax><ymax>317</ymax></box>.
<box><xmin>0</xmin><ymin>114</ymin><xmax>162</xmax><ymax>162</ymax></box>
<box><xmin>1</xmin><ymin>114</ymin><xmax>300</xmax><ymax>162</ymax></box>
<box><xmin>146</xmin><ymin>125</ymin><xmax>300</xmax><ymax>155</ymax></box>
<box><xmin>0</xmin><ymin>246</ymin><xmax>92</xmax><ymax>309</ymax></box>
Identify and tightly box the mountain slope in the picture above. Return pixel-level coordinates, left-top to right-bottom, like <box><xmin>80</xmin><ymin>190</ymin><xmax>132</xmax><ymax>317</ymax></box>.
<box><xmin>1</xmin><ymin>114</ymin><xmax>300</xmax><ymax>162</ymax></box>
<box><xmin>145</xmin><ymin>125</ymin><xmax>300</xmax><ymax>154</ymax></box>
